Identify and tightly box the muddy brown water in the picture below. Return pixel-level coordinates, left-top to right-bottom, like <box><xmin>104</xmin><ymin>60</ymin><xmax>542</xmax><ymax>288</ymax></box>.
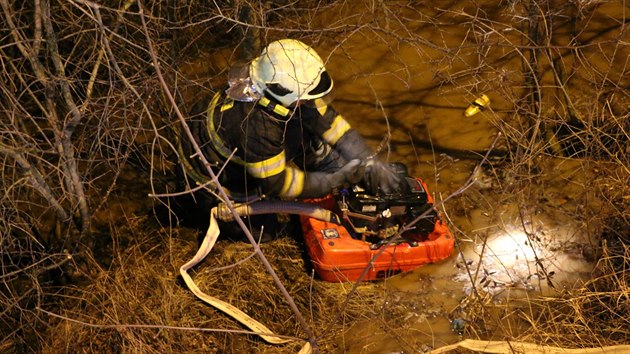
<box><xmin>313</xmin><ymin>12</ymin><xmax>613</xmax><ymax>354</ymax></box>
<box><xmin>335</xmin><ymin>156</ymin><xmax>597</xmax><ymax>353</ymax></box>
<box><xmin>173</xmin><ymin>2</ymin><xmax>625</xmax><ymax>352</ymax></box>
<box><xmin>313</xmin><ymin>7</ymin><xmax>604</xmax><ymax>351</ymax></box>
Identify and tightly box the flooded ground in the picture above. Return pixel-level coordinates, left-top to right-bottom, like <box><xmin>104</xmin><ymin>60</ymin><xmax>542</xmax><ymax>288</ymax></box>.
<box><xmin>334</xmin><ymin>155</ymin><xmax>600</xmax><ymax>352</ymax></box>
<box><xmin>293</xmin><ymin>2</ymin><xmax>620</xmax><ymax>351</ymax></box>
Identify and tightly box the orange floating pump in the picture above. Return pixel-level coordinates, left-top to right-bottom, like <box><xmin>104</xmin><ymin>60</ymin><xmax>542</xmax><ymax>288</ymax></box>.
<box><xmin>300</xmin><ymin>163</ymin><xmax>455</xmax><ymax>282</ymax></box>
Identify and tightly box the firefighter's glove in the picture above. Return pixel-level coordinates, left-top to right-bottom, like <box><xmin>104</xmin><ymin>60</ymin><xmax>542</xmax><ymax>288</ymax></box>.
<box><xmin>332</xmin><ymin>159</ymin><xmax>366</xmax><ymax>187</ymax></box>
<box><xmin>364</xmin><ymin>159</ymin><xmax>401</xmax><ymax>195</ymax></box>
<box><xmin>300</xmin><ymin>159</ymin><xmax>366</xmax><ymax>198</ymax></box>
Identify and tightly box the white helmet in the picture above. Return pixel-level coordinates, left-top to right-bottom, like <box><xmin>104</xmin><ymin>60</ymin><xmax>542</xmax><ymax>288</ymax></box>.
<box><xmin>249</xmin><ymin>39</ymin><xmax>333</xmax><ymax>107</ymax></box>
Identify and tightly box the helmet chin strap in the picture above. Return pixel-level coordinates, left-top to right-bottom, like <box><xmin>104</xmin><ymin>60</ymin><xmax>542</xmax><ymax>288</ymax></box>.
<box><xmin>257</xmin><ymin>96</ymin><xmax>291</xmax><ymax>117</ymax></box>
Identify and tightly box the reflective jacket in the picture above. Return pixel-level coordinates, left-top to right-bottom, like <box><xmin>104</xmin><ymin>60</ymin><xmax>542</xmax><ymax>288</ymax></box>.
<box><xmin>179</xmin><ymin>92</ymin><xmax>370</xmax><ymax>201</ymax></box>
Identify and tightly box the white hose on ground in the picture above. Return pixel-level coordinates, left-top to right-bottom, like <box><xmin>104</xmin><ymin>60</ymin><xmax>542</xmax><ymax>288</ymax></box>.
<box><xmin>428</xmin><ymin>339</ymin><xmax>630</xmax><ymax>353</ymax></box>
<box><xmin>179</xmin><ymin>203</ymin><xmax>329</xmax><ymax>353</ymax></box>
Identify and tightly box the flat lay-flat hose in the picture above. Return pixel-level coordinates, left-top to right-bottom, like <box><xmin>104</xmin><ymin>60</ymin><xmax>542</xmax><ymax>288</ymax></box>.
<box><xmin>428</xmin><ymin>339</ymin><xmax>630</xmax><ymax>354</ymax></box>
<box><xmin>179</xmin><ymin>201</ymin><xmax>338</xmax><ymax>352</ymax></box>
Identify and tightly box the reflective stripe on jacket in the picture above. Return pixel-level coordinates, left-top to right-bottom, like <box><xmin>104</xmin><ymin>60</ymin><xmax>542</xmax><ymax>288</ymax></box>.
<box><xmin>180</xmin><ymin>91</ymin><xmax>354</xmax><ymax>199</ymax></box>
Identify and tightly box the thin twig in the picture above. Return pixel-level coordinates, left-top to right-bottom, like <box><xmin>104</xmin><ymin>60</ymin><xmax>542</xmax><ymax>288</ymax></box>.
<box><xmin>36</xmin><ymin>307</ymin><xmax>302</xmax><ymax>341</ymax></box>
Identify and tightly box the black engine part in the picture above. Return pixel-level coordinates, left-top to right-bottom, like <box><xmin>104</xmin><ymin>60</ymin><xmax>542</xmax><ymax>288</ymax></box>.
<box><xmin>338</xmin><ymin>162</ymin><xmax>438</xmax><ymax>243</ymax></box>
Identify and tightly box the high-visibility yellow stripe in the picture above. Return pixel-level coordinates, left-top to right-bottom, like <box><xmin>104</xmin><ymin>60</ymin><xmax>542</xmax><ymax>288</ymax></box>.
<box><xmin>206</xmin><ymin>93</ymin><xmax>246</xmax><ymax>165</ymax></box>
<box><xmin>258</xmin><ymin>97</ymin><xmax>290</xmax><ymax>116</ymax></box>
<box><xmin>246</xmin><ymin>151</ymin><xmax>286</xmax><ymax>179</ymax></box>
<box><xmin>206</xmin><ymin>93</ymin><xmax>289</xmax><ymax>179</ymax></box>
<box><xmin>220</xmin><ymin>100</ymin><xmax>234</xmax><ymax>111</ymax></box>
<box><xmin>258</xmin><ymin>97</ymin><xmax>271</xmax><ymax>107</ymax></box>
<box><xmin>322</xmin><ymin>115</ymin><xmax>350</xmax><ymax>145</ymax></box>
<box><xmin>279</xmin><ymin>167</ymin><xmax>305</xmax><ymax>197</ymax></box>
<box><xmin>315</xmin><ymin>99</ymin><xmax>327</xmax><ymax>116</ymax></box>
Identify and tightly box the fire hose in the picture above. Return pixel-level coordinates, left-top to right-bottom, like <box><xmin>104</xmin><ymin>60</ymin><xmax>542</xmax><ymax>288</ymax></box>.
<box><xmin>179</xmin><ymin>201</ymin><xmax>339</xmax><ymax>352</ymax></box>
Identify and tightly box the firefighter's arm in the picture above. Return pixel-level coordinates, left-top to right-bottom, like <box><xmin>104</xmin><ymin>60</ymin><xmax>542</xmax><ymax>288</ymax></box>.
<box><xmin>247</xmin><ymin>155</ymin><xmax>365</xmax><ymax>199</ymax></box>
<box><xmin>242</xmin><ymin>121</ymin><xmax>360</xmax><ymax>198</ymax></box>
<box><xmin>317</xmin><ymin>107</ymin><xmax>401</xmax><ymax>195</ymax></box>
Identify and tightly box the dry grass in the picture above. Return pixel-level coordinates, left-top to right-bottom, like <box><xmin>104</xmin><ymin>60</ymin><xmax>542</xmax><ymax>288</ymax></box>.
<box><xmin>37</xmin><ymin>217</ymin><xmax>390</xmax><ymax>353</ymax></box>
<box><xmin>514</xmin><ymin>222</ymin><xmax>630</xmax><ymax>347</ymax></box>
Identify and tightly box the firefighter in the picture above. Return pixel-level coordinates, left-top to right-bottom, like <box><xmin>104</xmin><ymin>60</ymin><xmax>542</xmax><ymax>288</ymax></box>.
<box><xmin>178</xmin><ymin>39</ymin><xmax>400</xmax><ymax>240</ymax></box>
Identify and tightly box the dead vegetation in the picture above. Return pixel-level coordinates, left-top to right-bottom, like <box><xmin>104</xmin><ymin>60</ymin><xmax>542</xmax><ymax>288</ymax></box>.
<box><xmin>0</xmin><ymin>0</ymin><xmax>628</xmax><ymax>353</ymax></box>
<box><xmin>37</xmin><ymin>217</ymin><xmax>390</xmax><ymax>353</ymax></box>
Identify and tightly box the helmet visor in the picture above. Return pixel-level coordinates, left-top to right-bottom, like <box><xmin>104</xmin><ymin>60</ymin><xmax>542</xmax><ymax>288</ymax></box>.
<box><xmin>307</xmin><ymin>71</ymin><xmax>332</xmax><ymax>97</ymax></box>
